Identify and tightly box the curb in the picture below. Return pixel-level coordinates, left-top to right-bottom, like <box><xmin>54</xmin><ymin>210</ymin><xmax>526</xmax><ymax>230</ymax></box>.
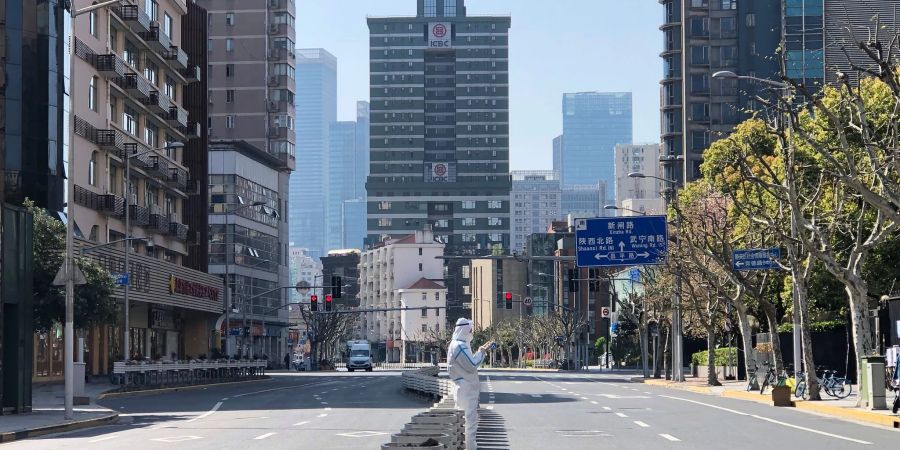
<box><xmin>0</xmin><ymin>413</ymin><xmax>119</xmax><ymax>443</ymax></box>
<box><xmin>97</xmin><ymin>376</ymin><xmax>271</xmax><ymax>400</ymax></box>
<box><xmin>633</xmin><ymin>377</ymin><xmax>900</xmax><ymax>429</ymax></box>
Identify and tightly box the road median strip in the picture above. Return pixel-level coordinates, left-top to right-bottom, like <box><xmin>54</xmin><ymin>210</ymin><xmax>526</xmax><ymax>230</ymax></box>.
<box><xmin>0</xmin><ymin>413</ymin><xmax>119</xmax><ymax>443</ymax></box>
<box><xmin>634</xmin><ymin>377</ymin><xmax>900</xmax><ymax>430</ymax></box>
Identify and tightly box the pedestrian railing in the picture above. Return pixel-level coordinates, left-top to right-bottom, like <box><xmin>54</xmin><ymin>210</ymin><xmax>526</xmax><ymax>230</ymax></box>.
<box><xmin>334</xmin><ymin>362</ymin><xmax>448</xmax><ymax>371</ymax></box>
<box><xmin>111</xmin><ymin>360</ymin><xmax>267</xmax><ymax>389</ymax></box>
<box><xmin>401</xmin><ymin>366</ymin><xmax>454</xmax><ymax>399</ymax></box>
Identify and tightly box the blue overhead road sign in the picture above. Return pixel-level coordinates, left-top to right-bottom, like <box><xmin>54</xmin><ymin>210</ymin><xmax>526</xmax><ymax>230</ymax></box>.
<box><xmin>732</xmin><ymin>248</ymin><xmax>781</xmax><ymax>271</ymax></box>
<box><xmin>575</xmin><ymin>216</ymin><xmax>668</xmax><ymax>268</ymax></box>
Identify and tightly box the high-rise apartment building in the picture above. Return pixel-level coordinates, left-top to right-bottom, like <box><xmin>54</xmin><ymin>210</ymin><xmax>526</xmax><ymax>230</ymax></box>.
<box><xmin>560</xmin><ymin>92</ymin><xmax>632</xmax><ymax>205</ymax></box>
<box><xmin>200</xmin><ymin>0</ymin><xmax>297</xmax><ymax>357</ymax></box>
<box><xmin>366</xmin><ymin>0</ymin><xmax>512</xmax><ymax>322</ymax></box>
<box><xmin>552</xmin><ymin>135</ymin><xmax>564</xmax><ymax>182</ymax></box>
<box><xmin>660</xmin><ymin>0</ymin><xmax>781</xmax><ymax>183</ymax></box>
<box><xmin>561</xmin><ymin>183</ymin><xmax>606</xmax><ymax>220</ymax></box>
<box><xmin>510</xmin><ymin>171</ymin><xmax>560</xmax><ymax>252</ymax></box>
<box><xmin>70</xmin><ymin>1</ymin><xmax>223</xmax><ymax>370</ymax></box>
<box><xmin>326</xmin><ymin>106</ymin><xmax>370</xmax><ymax>252</ymax></box>
<box><xmin>293</xmin><ymin>48</ymin><xmax>337</xmax><ymax>257</ymax></box>
<box><xmin>614</xmin><ymin>144</ymin><xmax>664</xmax><ymax>216</ymax></box>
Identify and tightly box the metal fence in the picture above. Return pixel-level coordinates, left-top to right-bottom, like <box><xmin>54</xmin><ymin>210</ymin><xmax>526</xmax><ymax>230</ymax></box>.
<box><xmin>112</xmin><ymin>360</ymin><xmax>267</xmax><ymax>388</ymax></box>
<box><xmin>401</xmin><ymin>366</ymin><xmax>454</xmax><ymax>398</ymax></box>
<box><xmin>335</xmin><ymin>362</ymin><xmax>449</xmax><ymax>371</ymax></box>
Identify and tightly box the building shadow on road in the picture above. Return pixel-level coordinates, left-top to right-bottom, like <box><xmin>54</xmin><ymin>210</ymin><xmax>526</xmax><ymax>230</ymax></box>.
<box><xmin>484</xmin><ymin>392</ymin><xmax>577</xmax><ymax>405</ymax></box>
<box><xmin>476</xmin><ymin>408</ymin><xmax>510</xmax><ymax>449</ymax></box>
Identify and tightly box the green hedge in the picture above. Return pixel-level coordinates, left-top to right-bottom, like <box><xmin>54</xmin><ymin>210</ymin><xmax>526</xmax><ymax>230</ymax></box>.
<box><xmin>691</xmin><ymin>347</ymin><xmax>737</xmax><ymax>366</ymax></box>
<box><xmin>776</xmin><ymin>320</ymin><xmax>846</xmax><ymax>333</ymax></box>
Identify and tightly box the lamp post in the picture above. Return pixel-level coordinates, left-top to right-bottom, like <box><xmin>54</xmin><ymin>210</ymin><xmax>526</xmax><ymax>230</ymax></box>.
<box><xmin>223</xmin><ymin>198</ymin><xmax>266</xmax><ymax>357</ymax></box>
<box><xmin>604</xmin><ymin>204</ymin><xmax>647</xmax><ymax>216</ymax></box>
<box><xmin>629</xmin><ymin>169</ymin><xmax>685</xmax><ymax>381</ymax></box>
<box><xmin>63</xmin><ymin>0</ymin><xmax>135</xmax><ymax>420</ymax></box>
<box><xmin>121</xmin><ymin>142</ymin><xmax>183</xmax><ymax>363</ymax></box>
<box><xmin>713</xmin><ymin>70</ymin><xmax>800</xmax><ymax>376</ymax></box>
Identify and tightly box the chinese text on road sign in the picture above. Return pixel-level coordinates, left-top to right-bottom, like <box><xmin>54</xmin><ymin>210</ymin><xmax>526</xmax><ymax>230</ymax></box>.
<box><xmin>575</xmin><ymin>216</ymin><xmax>668</xmax><ymax>268</ymax></box>
<box><xmin>732</xmin><ymin>248</ymin><xmax>780</xmax><ymax>271</ymax></box>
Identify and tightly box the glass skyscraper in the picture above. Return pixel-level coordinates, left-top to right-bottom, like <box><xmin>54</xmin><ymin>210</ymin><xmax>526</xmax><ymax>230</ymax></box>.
<box><xmin>560</xmin><ymin>92</ymin><xmax>632</xmax><ymax>206</ymax></box>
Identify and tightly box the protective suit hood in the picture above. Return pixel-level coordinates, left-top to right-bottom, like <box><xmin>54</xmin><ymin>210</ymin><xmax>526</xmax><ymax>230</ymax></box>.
<box><xmin>452</xmin><ymin>318</ymin><xmax>473</xmax><ymax>344</ymax></box>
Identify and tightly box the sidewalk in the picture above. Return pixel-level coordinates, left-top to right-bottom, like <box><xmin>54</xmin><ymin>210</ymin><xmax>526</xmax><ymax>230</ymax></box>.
<box><xmin>0</xmin><ymin>379</ymin><xmax>119</xmax><ymax>443</ymax></box>
<box><xmin>632</xmin><ymin>376</ymin><xmax>900</xmax><ymax>429</ymax></box>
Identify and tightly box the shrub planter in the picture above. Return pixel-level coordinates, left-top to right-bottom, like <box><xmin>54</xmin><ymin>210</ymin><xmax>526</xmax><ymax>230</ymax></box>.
<box><xmin>771</xmin><ymin>385</ymin><xmax>793</xmax><ymax>407</ymax></box>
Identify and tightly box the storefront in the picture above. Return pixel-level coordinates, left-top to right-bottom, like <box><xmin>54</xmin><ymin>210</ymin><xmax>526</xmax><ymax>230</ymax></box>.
<box><xmin>33</xmin><ymin>239</ymin><xmax>224</xmax><ymax>381</ymax></box>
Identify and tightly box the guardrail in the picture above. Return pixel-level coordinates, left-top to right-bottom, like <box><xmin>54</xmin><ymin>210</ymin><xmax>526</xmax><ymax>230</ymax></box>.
<box><xmin>335</xmin><ymin>362</ymin><xmax>448</xmax><ymax>371</ymax></box>
<box><xmin>401</xmin><ymin>366</ymin><xmax>454</xmax><ymax>399</ymax></box>
<box><xmin>387</xmin><ymin>369</ymin><xmax>464</xmax><ymax>449</ymax></box>
<box><xmin>111</xmin><ymin>360</ymin><xmax>267</xmax><ymax>388</ymax></box>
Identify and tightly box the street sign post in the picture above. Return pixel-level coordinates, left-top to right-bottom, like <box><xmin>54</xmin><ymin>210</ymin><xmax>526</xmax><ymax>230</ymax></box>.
<box><xmin>523</xmin><ymin>297</ymin><xmax>533</xmax><ymax>307</ymax></box>
<box><xmin>601</xmin><ymin>306</ymin><xmax>610</xmax><ymax>318</ymax></box>
<box><xmin>732</xmin><ymin>248</ymin><xmax>781</xmax><ymax>271</ymax></box>
<box><xmin>113</xmin><ymin>272</ymin><xmax>130</xmax><ymax>286</ymax></box>
<box><xmin>575</xmin><ymin>216</ymin><xmax>668</xmax><ymax>268</ymax></box>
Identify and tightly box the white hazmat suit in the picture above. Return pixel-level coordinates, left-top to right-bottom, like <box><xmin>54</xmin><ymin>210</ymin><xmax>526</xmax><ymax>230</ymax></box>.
<box><xmin>448</xmin><ymin>318</ymin><xmax>486</xmax><ymax>449</ymax></box>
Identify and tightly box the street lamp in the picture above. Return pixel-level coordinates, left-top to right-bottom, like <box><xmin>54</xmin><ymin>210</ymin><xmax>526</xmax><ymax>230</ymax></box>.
<box><xmin>223</xmin><ymin>198</ymin><xmax>266</xmax><ymax>357</ymax></box>
<box><xmin>122</xmin><ymin>141</ymin><xmax>183</xmax><ymax>364</ymax></box>
<box><xmin>712</xmin><ymin>70</ymin><xmax>789</xmax><ymax>89</ymax></box>
<box><xmin>63</xmin><ymin>0</ymin><xmax>130</xmax><ymax>420</ymax></box>
<box><xmin>604</xmin><ymin>204</ymin><xmax>646</xmax><ymax>216</ymax></box>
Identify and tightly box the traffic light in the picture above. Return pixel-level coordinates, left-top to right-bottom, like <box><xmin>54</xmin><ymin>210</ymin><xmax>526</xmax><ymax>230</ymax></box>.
<box><xmin>243</xmin><ymin>326</ymin><xmax>251</xmax><ymax>336</ymax></box>
<box><xmin>505</xmin><ymin>292</ymin><xmax>513</xmax><ymax>310</ymax></box>
<box><xmin>310</xmin><ymin>294</ymin><xmax>318</xmax><ymax>312</ymax></box>
<box><xmin>567</xmin><ymin>269</ymin><xmax>579</xmax><ymax>292</ymax></box>
<box><xmin>325</xmin><ymin>294</ymin><xmax>333</xmax><ymax>312</ymax></box>
<box><xmin>332</xmin><ymin>276</ymin><xmax>342</xmax><ymax>298</ymax></box>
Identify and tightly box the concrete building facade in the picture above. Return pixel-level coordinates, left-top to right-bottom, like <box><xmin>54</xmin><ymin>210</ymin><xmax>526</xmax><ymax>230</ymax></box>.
<box><xmin>365</xmin><ymin>0</ymin><xmax>512</xmax><ymax>323</ymax></box>
<box><xmin>398</xmin><ymin>278</ymin><xmax>447</xmax><ymax>363</ymax></box>
<box><xmin>561</xmin><ymin>183</ymin><xmax>606</xmax><ymax>220</ymax></box>
<box><xmin>470</xmin><ymin>258</ymin><xmax>527</xmax><ymax>332</ymax></box>
<box><xmin>358</xmin><ymin>228</ymin><xmax>444</xmax><ymax>362</ymax></box>
<box><xmin>510</xmin><ymin>171</ymin><xmax>560</xmax><ymax>252</ymax></box>
<box><xmin>614</xmin><ymin>144</ymin><xmax>664</xmax><ymax>216</ymax></box>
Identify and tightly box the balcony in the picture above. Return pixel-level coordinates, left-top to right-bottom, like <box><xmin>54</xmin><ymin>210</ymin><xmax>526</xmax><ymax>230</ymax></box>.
<box><xmin>166</xmin><ymin>106</ymin><xmax>188</xmax><ymax>127</ymax></box>
<box><xmin>143</xmin><ymin>90</ymin><xmax>171</xmax><ymax>116</ymax></box>
<box><xmin>117</xmin><ymin>73</ymin><xmax>152</xmax><ymax>100</ymax></box>
<box><xmin>123</xmin><ymin>143</ymin><xmax>152</xmax><ymax>168</ymax></box>
<box><xmin>149</xmin><ymin>213</ymin><xmax>170</xmax><ymax>234</ymax></box>
<box><xmin>179</xmin><ymin>122</ymin><xmax>200</xmax><ymax>139</ymax></box>
<box><xmin>128</xmin><ymin>204</ymin><xmax>150</xmax><ymax>226</ymax></box>
<box><xmin>164</xmin><ymin>46</ymin><xmax>189</xmax><ymax>69</ymax></box>
<box><xmin>268</xmin><ymin>75</ymin><xmax>290</xmax><ymax>87</ymax></box>
<box><xmin>268</xmin><ymin>23</ymin><xmax>289</xmax><ymax>36</ymax></box>
<box><xmin>169</xmin><ymin>222</ymin><xmax>189</xmax><ymax>240</ymax></box>
<box><xmin>95</xmin><ymin>129</ymin><xmax>125</xmax><ymax>153</ymax></box>
<box><xmin>140</xmin><ymin>24</ymin><xmax>172</xmax><ymax>54</ymax></box>
<box><xmin>95</xmin><ymin>54</ymin><xmax>126</xmax><ymax>78</ymax></box>
<box><xmin>98</xmin><ymin>194</ymin><xmax>125</xmax><ymax>217</ymax></box>
<box><xmin>268</xmin><ymin>0</ymin><xmax>294</xmax><ymax>11</ymax></box>
<box><xmin>149</xmin><ymin>155</ymin><xmax>170</xmax><ymax>180</ymax></box>
<box><xmin>268</xmin><ymin>48</ymin><xmax>294</xmax><ymax>62</ymax></box>
<box><xmin>114</xmin><ymin>5</ymin><xmax>151</xmax><ymax>34</ymax></box>
<box><xmin>74</xmin><ymin>186</ymin><xmax>100</xmax><ymax>210</ymax></box>
<box><xmin>268</xmin><ymin>147</ymin><xmax>295</xmax><ymax>171</ymax></box>
<box><xmin>168</xmin><ymin>167</ymin><xmax>188</xmax><ymax>190</ymax></box>
<box><xmin>180</xmin><ymin>65</ymin><xmax>200</xmax><ymax>83</ymax></box>
<box><xmin>267</xmin><ymin>127</ymin><xmax>289</xmax><ymax>139</ymax></box>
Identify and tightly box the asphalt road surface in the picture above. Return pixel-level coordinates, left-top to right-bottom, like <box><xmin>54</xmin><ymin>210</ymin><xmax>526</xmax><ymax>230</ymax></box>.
<box><xmin>7</xmin><ymin>370</ymin><xmax>900</xmax><ymax>449</ymax></box>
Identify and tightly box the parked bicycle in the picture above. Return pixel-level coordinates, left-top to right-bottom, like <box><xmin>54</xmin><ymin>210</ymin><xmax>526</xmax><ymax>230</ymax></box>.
<box><xmin>796</xmin><ymin>367</ymin><xmax>852</xmax><ymax>400</ymax></box>
<box><xmin>759</xmin><ymin>362</ymin><xmax>789</xmax><ymax>395</ymax></box>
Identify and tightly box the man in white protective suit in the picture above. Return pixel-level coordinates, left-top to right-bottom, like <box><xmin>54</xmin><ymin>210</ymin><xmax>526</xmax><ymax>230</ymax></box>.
<box><xmin>447</xmin><ymin>318</ymin><xmax>493</xmax><ymax>449</ymax></box>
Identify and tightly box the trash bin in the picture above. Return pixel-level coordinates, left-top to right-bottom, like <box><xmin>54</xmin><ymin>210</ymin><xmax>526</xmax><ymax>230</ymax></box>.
<box><xmin>861</xmin><ymin>356</ymin><xmax>887</xmax><ymax>410</ymax></box>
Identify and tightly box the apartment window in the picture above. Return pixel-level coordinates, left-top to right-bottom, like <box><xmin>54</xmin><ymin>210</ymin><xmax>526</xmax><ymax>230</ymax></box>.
<box><xmin>418</xmin><ymin>248</ymin><xmax>423</xmax><ymax>256</ymax></box>
<box><xmin>163</xmin><ymin>13</ymin><xmax>173</xmax><ymax>38</ymax></box>
<box><xmin>273</xmin><ymin>63</ymin><xmax>295</xmax><ymax>79</ymax></box>
<box><xmin>488</xmin><ymin>217</ymin><xmax>503</xmax><ymax>226</ymax></box>
<box><xmin>720</xmin><ymin>46</ymin><xmax>738</xmax><ymax>67</ymax></box>
<box><xmin>434</xmin><ymin>292</ymin><xmax>440</xmax><ymax>302</ymax></box>
<box><xmin>165</xmin><ymin>195</ymin><xmax>176</xmax><ymax>215</ymax></box>
<box><xmin>88</xmin><ymin>152</ymin><xmax>98</xmax><ymax>186</ymax></box>
<box><xmin>225</xmin><ymin>12</ymin><xmax>235</xmax><ymax>25</ymax></box>
<box><xmin>690</xmin><ymin>74</ymin><xmax>709</xmax><ymax>93</ymax></box>
<box><xmin>378</xmin><ymin>218</ymin><xmax>392</xmax><ymax>226</ymax></box>
<box><xmin>461</xmin><ymin>234</ymin><xmax>476</xmax><ymax>243</ymax></box>
<box><xmin>225</xmin><ymin>115</ymin><xmax>235</xmax><ymax>129</ymax></box>
<box><xmin>421</xmin><ymin>324</ymin><xmax>428</xmax><ymax>332</ymax></box>
<box><xmin>746</xmin><ymin>13</ymin><xmax>756</xmax><ymax>27</ymax></box>
<box><xmin>691</xmin><ymin>130</ymin><xmax>710</xmax><ymax>151</ymax></box>
<box><xmin>444</xmin><ymin>1</ymin><xmax>457</xmax><ymax>17</ymax></box>
<box><xmin>462</xmin><ymin>200</ymin><xmax>476</xmax><ymax>209</ymax></box>
<box><xmin>124</xmin><ymin>41</ymin><xmax>139</xmax><ymax>68</ymax></box>
<box><xmin>226</xmin><ymin>64</ymin><xmax>234</xmax><ymax>77</ymax></box>
<box><xmin>89</xmin><ymin>10</ymin><xmax>98</xmax><ymax>37</ymax></box>
<box><xmin>489</xmin><ymin>233</ymin><xmax>503</xmax><ymax>242</ymax></box>
<box><xmin>109</xmin><ymin>165</ymin><xmax>119</xmax><ymax>195</ymax></box>
<box><xmin>109</xmin><ymin>29</ymin><xmax>117</xmax><ymax>52</ymax></box>
<box><xmin>691</xmin><ymin>46</ymin><xmax>709</xmax><ymax>64</ymax></box>
<box><xmin>462</xmin><ymin>218</ymin><xmax>475</xmax><ymax>226</ymax></box>
<box><xmin>721</xmin><ymin>0</ymin><xmax>736</xmax><ymax>9</ymax></box>
<box><xmin>418</xmin><ymin>263</ymin><xmax>423</xmax><ymax>272</ymax></box>
<box><xmin>145</xmin><ymin>121</ymin><xmax>158</xmax><ymax>147</ymax></box>
<box><xmin>378</xmin><ymin>201</ymin><xmax>391</xmax><ymax>210</ymax></box>
<box><xmin>88</xmin><ymin>76</ymin><xmax>98</xmax><ymax>111</ymax></box>
<box><xmin>424</xmin><ymin>0</ymin><xmax>436</xmax><ymax>17</ymax></box>
<box><xmin>144</xmin><ymin>61</ymin><xmax>158</xmax><ymax>85</ymax></box>
<box><xmin>720</xmin><ymin>17</ymin><xmax>736</xmax><ymax>38</ymax></box>
<box><xmin>691</xmin><ymin>102</ymin><xmax>710</xmax><ymax>121</ymax></box>
<box><xmin>488</xmin><ymin>200</ymin><xmax>502</xmax><ymax>209</ymax></box>
<box><xmin>165</xmin><ymin>76</ymin><xmax>176</xmax><ymax>101</ymax></box>
<box><xmin>225</xmin><ymin>38</ymin><xmax>234</xmax><ymax>52</ymax></box>
<box><xmin>145</xmin><ymin>0</ymin><xmax>158</xmax><ymax>20</ymax></box>
<box><xmin>226</xmin><ymin>90</ymin><xmax>235</xmax><ymax>103</ymax></box>
<box><xmin>691</xmin><ymin>0</ymin><xmax>708</xmax><ymax>6</ymax></box>
<box><xmin>420</xmin><ymin>307</ymin><xmax>428</xmax><ymax>318</ymax></box>
<box><xmin>272</xmin><ymin>12</ymin><xmax>294</xmax><ymax>28</ymax></box>
<box><xmin>123</xmin><ymin>105</ymin><xmax>138</xmax><ymax>135</ymax></box>
<box><xmin>207</xmin><ymin>39</ymin><xmax>213</xmax><ymax>52</ymax></box>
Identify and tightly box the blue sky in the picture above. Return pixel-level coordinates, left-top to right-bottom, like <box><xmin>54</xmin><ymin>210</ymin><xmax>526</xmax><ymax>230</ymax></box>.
<box><xmin>295</xmin><ymin>0</ymin><xmax>662</xmax><ymax>171</ymax></box>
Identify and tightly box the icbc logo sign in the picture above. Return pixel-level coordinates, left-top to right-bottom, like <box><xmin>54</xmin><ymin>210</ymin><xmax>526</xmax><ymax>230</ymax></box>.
<box><xmin>429</xmin><ymin>22</ymin><xmax>452</xmax><ymax>48</ymax></box>
<box><xmin>434</xmin><ymin>163</ymin><xmax>447</xmax><ymax>177</ymax></box>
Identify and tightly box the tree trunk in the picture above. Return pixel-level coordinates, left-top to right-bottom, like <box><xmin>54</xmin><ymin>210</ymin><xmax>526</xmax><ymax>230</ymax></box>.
<box><xmin>732</xmin><ymin>301</ymin><xmax>754</xmax><ymax>377</ymax></box>
<box><xmin>707</xmin><ymin>325</ymin><xmax>721</xmax><ymax>386</ymax></box>
<box><xmin>794</xmin><ymin>272</ymin><xmax>821</xmax><ymax>400</ymax></box>
<box><xmin>759</xmin><ymin>299</ymin><xmax>784</xmax><ymax>373</ymax></box>
<box><xmin>846</xmin><ymin>278</ymin><xmax>875</xmax><ymax>385</ymax></box>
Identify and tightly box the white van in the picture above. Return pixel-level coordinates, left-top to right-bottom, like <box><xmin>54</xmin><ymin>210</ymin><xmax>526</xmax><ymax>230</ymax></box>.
<box><xmin>346</xmin><ymin>340</ymin><xmax>373</xmax><ymax>372</ymax></box>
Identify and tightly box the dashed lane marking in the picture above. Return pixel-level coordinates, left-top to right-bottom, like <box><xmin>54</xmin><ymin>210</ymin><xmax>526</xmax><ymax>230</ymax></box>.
<box><xmin>254</xmin><ymin>433</ymin><xmax>276</xmax><ymax>440</ymax></box>
<box><xmin>294</xmin><ymin>421</ymin><xmax>310</xmax><ymax>426</ymax></box>
<box><xmin>634</xmin><ymin>421</ymin><xmax>650</xmax><ymax>428</ymax></box>
<box><xmin>88</xmin><ymin>435</ymin><xmax>120</xmax><ymax>443</ymax></box>
<box><xmin>318</xmin><ymin>413</ymin><xmax>328</xmax><ymax>418</ymax></box>
<box><xmin>590</xmin><ymin>401</ymin><xmax>598</xmax><ymax>405</ymax></box>
<box><xmin>602</xmin><ymin>407</ymin><xmax>611</xmax><ymax>411</ymax></box>
<box><xmin>660</xmin><ymin>434</ymin><xmax>680</xmax><ymax>442</ymax></box>
<box><xmin>615</xmin><ymin>412</ymin><xmax>628</xmax><ymax>418</ymax></box>
<box><xmin>186</xmin><ymin>401</ymin><xmax>222</xmax><ymax>423</ymax></box>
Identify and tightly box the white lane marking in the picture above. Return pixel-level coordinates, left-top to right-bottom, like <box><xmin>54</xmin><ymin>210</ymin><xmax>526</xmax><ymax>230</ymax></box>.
<box><xmin>151</xmin><ymin>436</ymin><xmax>203</xmax><ymax>443</ymax></box>
<box><xmin>294</xmin><ymin>421</ymin><xmax>310</xmax><ymax>426</ymax></box>
<box><xmin>88</xmin><ymin>435</ymin><xmax>121</xmax><ymax>443</ymax></box>
<box><xmin>615</xmin><ymin>412</ymin><xmax>628</xmax><ymax>418</ymax></box>
<box><xmin>325</xmin><ymin>407</ymin><xmax>332</xmax><ymax>411</ymax></box>
<box><xmin>321</xmin><ymin>402</ymin><xmax>329</xmax><ymax>405</ymax></box>
<box><xmin>531</xmin><ymin>394</ymin><xmax>541</xmax><ymax>398</ymax></box>
<box><xmin>581</xmin><ymin>397</ymin><xmax>589</xmax><ymax>400</ymax></box>
<box><xmin>644</xmin><ymin>392</ymin><xmax>652</xmax><ymax>395</ymax></box>
<box><xmin>634</xmin><ymin>421</ymin><xmax>650</xmax><ymax>428</ymax></box>
<box><xmin>659</xmin><ymin>395</ymin><xmax>749</xmax><ymax>416</ymax></box>
<box><xmin>485</xmin><ymin>405</ymin><xmax>494</xmax><ymax>410</ymax></box>
<box><xmin>222</xmin><ymin>397</ymin><xmax>229</xmax><ymax>401</ymax></box>
<box><xmin>660</xmin><ymin>434</ymin><xmax>680</xmax><ymax>442</ymax></box>
<box><xmin>254</xmin><ymin>432</ymin><xmax>277</xmax><ymax>440</ymax></box>
<box><xmin>749</xmin><ymin>414</ymin><xmax>872</xmax><ymax>445</ymax></box>
<box><xmin>232</xmin><ymin>379</ymin><xmax>330</xmax><ymax>398</ymax></box>
<box><xmin>602</xmin><ymin>406</ymin><xmax>611</xmax><ymax>411</ymax></box>
<box><xmin>318</xmin><ymin>413</ymin><xmax>328</xmax><ymax>418</ymax></box>
<box><xmin>590</xmin><ymin>401</ymin><xmax>598</xmax><ymax>405</ymax></box>
<box><xmin>186</xmin><ymin>401</ymin><xmax>222</xmax><ymax>422</ymax></box>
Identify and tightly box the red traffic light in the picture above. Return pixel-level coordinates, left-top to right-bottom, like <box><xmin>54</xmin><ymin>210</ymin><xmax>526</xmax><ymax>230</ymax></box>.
<box><xmin>311</xmin><ymin>295</ymin><xmax>318</xmax><ymax>302</ymax></box>
<box><xmin>325</xmin><ymin>294</ymin><xmax>333</xmax><ymax>303</ymax></box>
<box><xmin>310</xmin><ymin>295</ymin><xmax>318</xmax><ymax>312</ymax></box>
<box><xmin>505</xmin><ymin>292</ymin><xmax>512</xmax><ymax>301</ymax></box>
